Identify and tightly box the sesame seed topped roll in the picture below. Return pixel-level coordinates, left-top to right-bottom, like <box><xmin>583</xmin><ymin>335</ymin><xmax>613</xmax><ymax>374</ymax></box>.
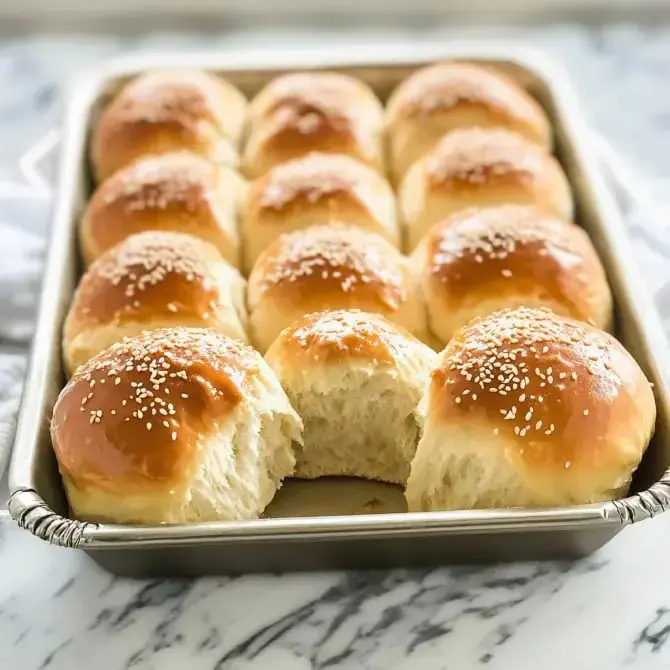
<box><xmin>51</xmin><ymin>328</ymin><xmax>302</xmax><ymax>525</ymax></box>
<box><xmin>242</xmin><ymin>72</ymin><xmax>385</xmax><ymax>178</ymax></box>
<box><xmin>265</xmin><ymin>310</ymin><xmax>437</xmax><ymax>484</ymax></box>
<box><xmin>399</xmin><ymin>127</ymin><xmax>573</xmax><ymax>252</ymax></box>
<box><xmin>247</xmin><ymin>223</ymin><xmax>430</xmax><ymax>353</ymax></box>
<box><xmin>80</xmin><ymin>152</ymin><xmax>245</xmax><ymax>269</ymax></box>
<box><xmin>91</xmin><ymin>69</ymin><xmax>247</xmax><ymax>182</ymax></box>
<box><xmin>241</xmin><ymin>152</ymin><xmax>399</xmax><ymax>274</ymax></box>
<box><xmin>64</xmin><ymin>231</ymin><xmax>247</xmax><ymax>376</ymax></box>
<box><xmin>411</xmin><ymin>205</ymin><xmax>613</xmax><ymax>345</ymax></box>
<box><xmin>406</xmin><ymin>307</ymin><xmax>656</xmax><ymax>512</ymax></box>
<box><xmin>386</xmin><ymin>62</ymin><xmax>551</xmax><ymax>181</ymax></box>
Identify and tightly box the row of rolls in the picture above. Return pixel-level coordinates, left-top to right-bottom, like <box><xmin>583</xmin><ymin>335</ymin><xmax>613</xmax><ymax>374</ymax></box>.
<box><xmin>51</xmin><ymin>62</ymin><xmax>656</xmax><ymax>526</ymax></box>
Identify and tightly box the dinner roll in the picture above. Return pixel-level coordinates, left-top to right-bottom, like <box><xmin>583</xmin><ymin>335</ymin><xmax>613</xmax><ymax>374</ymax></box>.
<box><xmin>51</xmin><ymin>328</ymin><xmax>302</xmax><ymax>525</ymax></box>
<box><xmin>411</xmin><ymin>205</ymin><xmax>613</xmax><ymax>345</ymax></box>
<box><xmin>91</xmin><ymin>69</ymin><xmax>247</xmax><ymax>181</ymax></box>
<box><xmin>248</xmin><ymin>223</ymin><xmax>429</xmax><ymax>352</ymax></box>
<box><xmin>64</xmin><ymin>231</ymin><xmax>248</xmax><ymax>376</ymax></box>
<box><xmin>386</xmin><ymin>62</ymin><xmax>551</xmax><ymax>180</ymax></box>
<box><xmin>266</xmin><ymin>310</ymin><xmax>436</xmax><ymax>483</ymax></box>
<box><xmin>80</xmin><ymin>151</ymin><xmax>245</xmax><ymax>269</ymax></box>
<box><xmin>405</xmin><ymin>307</ymin><xmax>656</xmax><ymax>511</ymax></box>
<box><xmin>241</xmin><ymin>152</ymin><xmax>398</xmax><ymax>273</ymax></box>
<box><xmin>399</xmin><ymin>127</ymin><xmax>573</xmax><ymax>251</ymax></box>
<box><xmin>242</xmin><ymin>72</ymin><xmax>384</xmax><ymax>178</ymax></box>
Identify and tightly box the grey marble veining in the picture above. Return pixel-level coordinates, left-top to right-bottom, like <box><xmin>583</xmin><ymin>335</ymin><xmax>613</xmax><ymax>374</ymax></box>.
<box><xmin>1</xmin><ymin>24</ymin><xmax>670</xmax><ymax>669</ymax></box>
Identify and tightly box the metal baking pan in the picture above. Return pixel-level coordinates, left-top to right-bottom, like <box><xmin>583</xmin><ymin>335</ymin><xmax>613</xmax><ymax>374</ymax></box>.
<box><xmin>7</xmin><ymin>43</ymin><xmax>670</xmax><ymax>576</ymax></box>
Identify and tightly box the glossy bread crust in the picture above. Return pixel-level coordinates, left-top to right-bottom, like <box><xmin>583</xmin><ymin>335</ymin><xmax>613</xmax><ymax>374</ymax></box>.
<box><xmin>386</xmin><ymin>62</ymin><xmax>552</xmax><ymax>180</ymax></box>
<box><xmin>80</xmin><ymin>151</ymin><xmax>245</xmax><ymax>269</ymax></box>
<box><xmin>242</xmin><ymin>72</ymin><xmax>385</xmax><ymax>177</ymax></box>
<box><xmin>52</xmin><ymin>328</ymin><xmax>258</xmax><ymax>495</ymax></box>
<box><xmin>241</xmin><ymin>152</ymin><xmax>398</xmax><ymax>273</ymax></box>
<box><xmin>91</xmin><ymin>69</ymin><xmax>247</xmax><ymax>181</ymax></box>
<box><xmin>399</xmin><ymin>127</ymin><xmax>573</xmax><ymax>251</ymax></box>
<box><xmin>247</xmin><ymin>223</ymin><xmax>429</xmax><ymax>352</ymax></box>
<box><xmin>412</xmin><ymin>205</ymin><xmax>612</xmax><ymax>344</ymax></box>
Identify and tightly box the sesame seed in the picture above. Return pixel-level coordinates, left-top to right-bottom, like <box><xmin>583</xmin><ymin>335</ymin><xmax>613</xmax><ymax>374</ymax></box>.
<box><xmin>171</xmin><ymin>431</ymin><xmax>177</xmax><ymax>441</ymax></box>
<box><xmin>146</xmin><ymin>422</ymin><xmax>152</xmax><ymax>430</ymax></box>
<box><xmin>583</xmin><ymin>409</ymin><xmax>589</xmax><ymax>416</ymax></box>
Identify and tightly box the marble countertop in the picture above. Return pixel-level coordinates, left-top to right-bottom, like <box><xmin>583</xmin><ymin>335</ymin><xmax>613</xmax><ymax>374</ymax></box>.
<box><xmin>1</xmin><ymin>24</ymin><xmax>670</xmax><ymax>670</ymax></box>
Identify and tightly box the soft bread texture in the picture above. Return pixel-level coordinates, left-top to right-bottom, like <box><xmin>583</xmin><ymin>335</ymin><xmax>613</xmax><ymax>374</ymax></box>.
<box><xmin>51</xmin><ymin>328</ymin><xmax>302</xmax><ymax>525</ymax></box>
<box><xmin>80</xmin><ymin>151</ymin><xmax>245</xmax><ymax>269</ymax></box>
<box><xmin>242</xmin><ymin>72</ymin><xmax>385</xmax><ymax>178</ymax></box>
<box><xmin>247</xmin><ymin>223</ymin><xmax>430</xmax><ymax>353</ymax></box>
<box><xmin>265</xmin><ymin>310</ymin><xmax>437</xmax><ymax>484</ymax></box>
<box><xmin>64</xmin><ymin>231</ymin><xmax>248</xmax><ymax>376</ymax></box>
<box><xmin>91</xmin><ymin>69</ymin><xmax>247</xmax><ymax>181</ymax></box>
<box><xmin>411</xmin><ymin>205</ymin><xmax>613</xmax><ymax>345</ymax></box>
<box><xmin>241</xmin><ymin>152</ymin><xmax>399</xmax><ymax>274</ymax></box>
<box><xmin>405</xmin><ymin>307</ymin><xmax>656</xmax><ymax>511</ymax></box>
<box><xmin>386</xmin><ymin>62</ymin><xmax>551</xmax><ymax>181</ymax></box>
<box><xmin>399</xmin><ymin>127</ymin><xmax>573</xmax><ymax>251</ymax></box>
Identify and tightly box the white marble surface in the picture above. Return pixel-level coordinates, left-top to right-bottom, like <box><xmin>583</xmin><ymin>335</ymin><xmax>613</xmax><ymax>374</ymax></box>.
<box><xmin>1</xmin><ymin>24</ymin><xmax>670</xmax><ymax>669</ymax></box>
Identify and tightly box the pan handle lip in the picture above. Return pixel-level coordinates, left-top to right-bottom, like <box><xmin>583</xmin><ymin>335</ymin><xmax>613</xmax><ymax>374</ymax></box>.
<box><xmin>7</xmin><ymin>487</ymin><xmax>96</xmax><ymax>549</ymax></box>
<box><xmin>608</xmin><ymin>479</ymin><xmax>670</xmax><ymax>526</ymax></box>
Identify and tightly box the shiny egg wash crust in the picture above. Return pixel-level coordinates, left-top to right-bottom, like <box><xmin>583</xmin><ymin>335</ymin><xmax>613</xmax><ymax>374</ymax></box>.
<box><xmin>256</xmin><ymin>225</ymin><xmax>406</xmax><ymax>310</ymax></box>
<box><xmin>253</xmin><ymin>154</ymin><xmax>379</xmax><ymax>216</ymax></box>
<box><xmin>427</xmin><ymin>206</ymin><xmax>601</xmax><ymax>319</ymax></box>
<box><xmin>391</xmin><ymin>63</ymin><xmax>542</xmax><ymax>123</ymax></box>
<box><xmin>257</xmin><ymin>73</ymin><xmax>374</xmax><ymax>146</ymax></box>
<box><xmin>279</xmin><ymin>310</ymin><xmax>420</xmax><ymax>365</ymax></box>
<box><xmin>104</xmin><ymin>152</ymin><xmax>215</xmax><ymax>212</ymax></box>
<box><xmin>424</xmin><ymin>128</ymin><xmax>546</xmax><ymax>185</ymax></box>
<box><xmin>51</xmin><ymin>329</ymin><xmax>258</xmax><ymax>493</ymax></box>
<box><xmin>72</xmin><ymin>232</ymin><xmax>221</xmax><ymax>325</ymax></box>
<box><xmin>433</xmin><ymin>308</ymin><xmax>641</xmax><ymax>470</ymax></box>
<box><xmin>105</xmin><ymin>70</ymin><xmax>229</xmax><ymax>138</ymax></box>
<box><xmin>87</xmin><ymin>153</ymin><xmax>219</xmax><ymax>253</ymax></box>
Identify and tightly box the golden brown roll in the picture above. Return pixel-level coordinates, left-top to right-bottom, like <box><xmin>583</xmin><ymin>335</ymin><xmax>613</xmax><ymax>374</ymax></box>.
<box><xmin>411</xmin><ymin>205</ymin><xmax>613</xmax><ymax>345</ymax></box>
<box><xmin>386</xmin><ymin>62</ymin><xmax>552</xmax><ymax>180</ymax></box>
<box><xmin>399</xmin><ymin>127</ymin><xmax>573</xmax><ymax>251</ymax></box>
<box><xmin>242</xmin><ymin>72</ymin><xmax>384</xmax><ymax>178</ymax></box>
<box><xmin>247</xmin><ymin>223</ymin><xmax>429</xmax><ymax>353</ymax></box>
<box><xmin>91</xmin><ymin>69</ymin><xmax>247</xmax><ymax>182</ymax></box>
<box><xmin>64</xmin><ymin>231</ymin><xmax>247</xmax><ymax>376</ymax></box>
<box><xmin>266</xmin><ymin>310</ymin><xmax>437</xmax><ymax>484</ymax></box>
<box><xmin>405</xmin><ymin>307</ymin><xmax>656</xmax><ymax>511</ymax></box>
<box><xmin>80</xmin><ymin>151</ymin><xmax>245</xmax><ymax>269</ymax></box>
<box><xmin>240</xmin><ymin>152</ymin><xmax>398</xmax><ymax>274</ymax></box>
<box><xmin>51</xmin><ymin>328</ymin><xmax>302</xmax><ymax>525</ymax></box>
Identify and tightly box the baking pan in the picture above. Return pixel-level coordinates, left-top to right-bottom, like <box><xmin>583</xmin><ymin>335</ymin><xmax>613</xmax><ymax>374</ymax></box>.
<box><xmin>8</xmin><ymin>43</ymin><xmax>670</xmax><ymax>576</ymax></box>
